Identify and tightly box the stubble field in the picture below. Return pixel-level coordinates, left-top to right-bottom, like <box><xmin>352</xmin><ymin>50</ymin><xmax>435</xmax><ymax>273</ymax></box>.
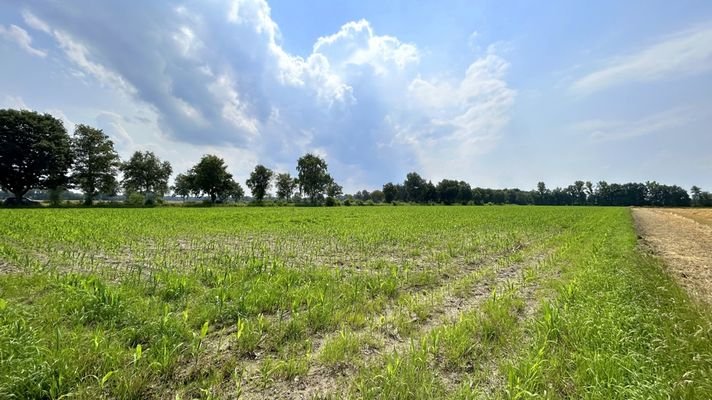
<box><xmin>0</xmin><ymin>206</ymin><xmax>710</xmax><ymax>399</ymax></box>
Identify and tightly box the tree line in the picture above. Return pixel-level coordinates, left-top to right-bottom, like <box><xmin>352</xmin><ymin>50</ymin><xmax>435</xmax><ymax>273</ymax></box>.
<box><xmin>1</xmin><ymin>108</ymin><xmax>709</xmax><ymax>207</ymax></box>
<box><xmin>0</xmin><ymin>109</ymin><xmax>341</xmax><ymax>206</ymax></box>
<box><xmin>372</xmin><ymin>173</ymin><xmax>706</xmax><ymax>207</ymax></box>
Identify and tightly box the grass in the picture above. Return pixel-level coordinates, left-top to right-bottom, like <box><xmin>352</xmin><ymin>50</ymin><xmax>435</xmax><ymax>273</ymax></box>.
<box><xmin>503</xmin><ymin>211</ymin><xmax>712</xmax><ymax>399</ymax></box>
<box><xmin>0</xmin><ymin>206</ymin><xmax>709</xmax><ymax>399</ymax></box>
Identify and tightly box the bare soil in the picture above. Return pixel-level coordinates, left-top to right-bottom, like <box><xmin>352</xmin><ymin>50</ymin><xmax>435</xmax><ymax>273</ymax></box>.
<box><xmin>632</xmin><ymin>208</ymin><xmax>712</xmax><ymax>305</ymax></box>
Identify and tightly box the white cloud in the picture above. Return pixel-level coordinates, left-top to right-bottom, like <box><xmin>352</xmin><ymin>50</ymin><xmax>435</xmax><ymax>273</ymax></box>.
<box><xmin>22</xmin><ymin>10</ymin><xmax>50</xmax><ymax>33</ymax></box>
<box><xmin>0</xmin><ymin>24</ymin><xmax>46</xmax><ymax>57</ymax></box>
<box><xmin>573</xmin><ymin>107</ymin><xmax>699</xmax><ymax>141</ymax></box>
<box><xmin>13</xmin><ymin>0</ymin><xmax>515</xmax><ymax>191</ymax></box>
<box><xmin>572</xmin><ymin>24</ymin><xmax>712</xmax><ymax>94</ymax></box>
<box><xmin>403</xmin><ymin>54</ymin><xmax>515</xmax><ymax>180</ymax></box>
<box><xmin>313</xmin><ymin>19</ymin><xmax>419</xmax><ymax>75</ymax></box>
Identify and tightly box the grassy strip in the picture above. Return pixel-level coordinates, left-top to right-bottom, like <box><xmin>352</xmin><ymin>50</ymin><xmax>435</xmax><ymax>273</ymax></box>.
<box><xmin>503</xmin><ymin>209</ymin><xmax>712</xmax><ymax>399</ymax></box>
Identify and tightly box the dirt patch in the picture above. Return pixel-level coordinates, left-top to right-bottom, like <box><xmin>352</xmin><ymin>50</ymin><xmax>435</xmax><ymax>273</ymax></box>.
<box><xmin>632</xmin><ymin>208</ymin><xmax>712</xmax><ymax>305</ymax></box>
<box><xmin>0</xmin><ymin>261</ymin><xmax>22</xmax><ymax>274</ymax></box>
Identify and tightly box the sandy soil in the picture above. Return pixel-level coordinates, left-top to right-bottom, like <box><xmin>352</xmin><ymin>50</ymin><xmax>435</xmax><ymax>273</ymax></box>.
<box><xmin>632</xmin><ymin>208</ymin><xmax>712</xmax><ymax>305</ymax></box>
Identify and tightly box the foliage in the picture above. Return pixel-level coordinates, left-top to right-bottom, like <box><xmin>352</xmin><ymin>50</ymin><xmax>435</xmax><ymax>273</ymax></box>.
<box><xmin>275</xmin><ymin>173</ymin><xmax>297</xmax><ymax>201</ymax></box>
<box><xmin>246</xmin><ymin>165</ymin><xmax>273</xmax><ymax>203</ymax></box>
<box><xmin>296</xmin><ymin>153</ymin><xmax>332</xmax><ymax>204</ymax></box>
<box><xmin>0</xmin><ymin>108</ymin><xmax>72</xmax><ymax>200</ymax></box>
<box><xmin>691</xmin><ymin>186</ymin><xmax>712</xmax><ymax>207</ymax></box>
<box><xmin>119</xmin><ymin>151</ymin><xmax>172</xmax><ymax>199</ymax></box>
<box><xmin>325</xmin><ymin>176</ymin><xmax>343</xmax><ymax>198</ymax></box>
<box><xmin>404</xmin><ymin>172</ymin><xmax>426</xmax><ymax>202</ymax></box>
<box><xmin>172</xmin><ymin>173</ymin><xmax>195</xmax><ymax>200</ymax></box>
<box><xmin>70</xmin><ymin>124</ymin><xmax>120</xmax><ymax>205</ymax></box>
<box><xmin>185</xmin><ymin>154</ymin><xmax>238</xmax><ymax>203</ymax></box>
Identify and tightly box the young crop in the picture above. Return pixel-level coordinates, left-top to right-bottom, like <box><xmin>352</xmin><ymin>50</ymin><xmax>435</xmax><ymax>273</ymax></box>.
<box><xmin>0</xmin><ymin>206</ymin><xmax>709</xmax><ymax>399</ymax></box>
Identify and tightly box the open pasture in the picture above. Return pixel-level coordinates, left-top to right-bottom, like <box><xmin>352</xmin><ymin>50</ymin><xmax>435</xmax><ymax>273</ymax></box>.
<box><xmin>0</xmin><ymin>206</ymin><xmax>710</xmax><ymax>399</ymax></box>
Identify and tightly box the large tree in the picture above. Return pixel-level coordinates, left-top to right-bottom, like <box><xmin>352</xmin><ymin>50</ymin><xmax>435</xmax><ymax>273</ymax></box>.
<box><xmin>246</xmin><ymin>164</ymin><xmax>273</xmax><ymax>202</ymax></box>
<box><xmin>404</xmin><ymin>172</ymin><xmax>426</xmax><ymax>203</ymax></box>
<box><xmin>70</xmin><ymin>124</ymin><xmax>120</xmax><ymax>205</ymax></box>
<box><xmin>275</xmin><ymin>172</ymin><xmax>297</xmax><ymax>201</ymax></box>
<box><xmin>436</xmin><ymin>179</ymin><xmax>460</xmax><ymax>205</ymax></box>
<box><xmin>0</xmin><ymin>109</ymin><xmax>72</xmax><ymax>200</ymax></box>
<box><xmin>296</xmin><ymin>153</ymin><xmax>331</xmax><ymax>203</ymax></box>
<box><xmin>189</xmin><ymin>154</ymin><xmax>235</xmax><ymax>203</ymax></box>
<box><xmin>120</xmin><ymin>151</ymin><xmax>172</xmax><ymax>199</ymax></box>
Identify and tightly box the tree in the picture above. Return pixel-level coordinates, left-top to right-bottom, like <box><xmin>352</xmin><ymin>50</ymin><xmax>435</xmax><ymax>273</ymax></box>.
<box><xmin>246</xmin><ymin>164</ymin><xmax>273</xmax><ymax>202</ymax></box>
<box><xmin>70</xmin><ymin>124</ymin><xmax>120</xmax><ymax>205</ymax></box>
<box><xmin>424</xmin><ymin>181</ymin><xmax>438</xmax><ymax>203</ymax></box>
<box><xmin>120</xmin><ymin>151</ymin><xmax>172</xmax><ymax>199</ymax></box>
<box><xmin>275</xmin><ymin>173</ymin><xmax>297</xmax><ymax>201</ymax></box>
<box><xmin>584</xmin><ymin>181</ymin><xmax>594</xmax><ymax>205</ymax></box>
<box><xmin>370</xmin><ymin>189</ymin><xmax>385</xmax><ymax>203</ymax></box>
<box><xmin>404</xmin><ymin>172</ymin><xmax>426</xmax><ymax>203</ymax></box>
<box><xmin>569</xmin><ymin>180</ymin><xmax>586</xmax><ymax>205</ymax></box>
<box><xmin>172</xmin><ymin>172</ymin><xmax>195</xmax><ymax>201</ymax></box>
<box><xmin>436</xmin><ymin>179</ymin><xmax>460</xmax><ymax>205</ymax></box>
<box><xmin>0</xmin><ymin>109</ymin><xmax>72</xmax><ymax>200</ymax></box>
<box><xmin>691</xmin><ymin>186</ymin><xmax>702</xmax><ymax>206</ymax></box>
<box><xmin>457</xmin><ymin>181</ymin><xmax>473</xmax><ymax>204</ymax></box>
<box><xmin>189</xmin><ymin>154</ymin><xmax>235</xmax><ymax>203</ymax></box>
<box><xmin>596</xmin><ymin>181</ymin><xmax>610</xmax><ymax>205</ymax></box>
<box><xmin>383</xmin><ymin>182</ymin><xmax>397</xmax><ymax>203</ymax></box>
<box><xmin>535</xmin><ymin>181</ymin><xmax>550</xmax><ymax>205</ymax></box>
<box><xmin>222</xmin><ymin>180</ymin><xmax>244</xmax><ymax>203</ymax></box>
<box><xmin>325</xmin><ymin>176</ymin><xmax>343</xmax><ymax>198</ymax></box>
<box><xmin>296</xmin><ymin>153</ymin><xmax>331</xmax><ymax>203</ymax></box>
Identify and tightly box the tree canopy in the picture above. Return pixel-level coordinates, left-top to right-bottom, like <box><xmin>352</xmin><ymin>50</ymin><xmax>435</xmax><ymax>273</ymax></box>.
<box><xmin>0</xmin><ymin>109</ymin><xmax>72</xmax><ymax>200</ymax></box>
<box><xmin>296</xmin><ymin>153</ymin><xmax>332</xmax><ymax>204</ymax></box>
<box><xmin>275</xmin><ymin>172</ymin><xmax>297</xmax><ymax>201</ymax></box>
<box><xmin>120</xmin><ymin>151</ymin><xmax>172</xmax><ymax>199</ymax></box>
<box><xmin>186</xmin><ymin>154</ymin><xmax>239</xmax><ymax>203</ymax></box>
<box><xmin>246</xmin><ymin>164</ymin><xmax>273</xmax><ymax>202</ymax></box>
<box><xmin>70</xmin><ymin>124</ymin><xmax>120</xmax><ymax>205</ymax></box>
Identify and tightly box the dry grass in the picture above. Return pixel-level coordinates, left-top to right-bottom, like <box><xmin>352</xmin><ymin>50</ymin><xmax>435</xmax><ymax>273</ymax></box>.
<box><xmin>633</xmin><ymin>207</ymin><xmax>712</xmax><ymax>305</ymax></box>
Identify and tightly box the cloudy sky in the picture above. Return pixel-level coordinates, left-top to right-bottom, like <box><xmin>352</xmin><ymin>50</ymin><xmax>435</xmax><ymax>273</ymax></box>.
<box><xmin>1</xmin><ymin>0</ymin><xmax>711</xmax><ymax>192</ymax></box>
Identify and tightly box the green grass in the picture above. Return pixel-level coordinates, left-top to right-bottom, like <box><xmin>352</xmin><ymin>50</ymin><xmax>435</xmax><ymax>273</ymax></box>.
<box><xmin>503</xmin><ymin>211</ymin><xmax>712</xmax><ymax>399</ymax></box>
<box><xmin>0</xmin><ymin>206</ymin><xmax>709</xmax><ymax>399</ymax></box>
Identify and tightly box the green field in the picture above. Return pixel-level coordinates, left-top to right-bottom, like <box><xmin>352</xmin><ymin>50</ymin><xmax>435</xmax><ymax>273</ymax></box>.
<box><xmin>0</xmin><ymin>206</ymin><xmax>710</xmax><ymax>399</ymax></box>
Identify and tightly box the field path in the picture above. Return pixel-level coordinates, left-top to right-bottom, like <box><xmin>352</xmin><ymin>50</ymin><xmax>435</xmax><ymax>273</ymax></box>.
<box><xmin>632</xmin><ymin>207</ymin><xmax>712</xmax><ymax>304</ymax></box>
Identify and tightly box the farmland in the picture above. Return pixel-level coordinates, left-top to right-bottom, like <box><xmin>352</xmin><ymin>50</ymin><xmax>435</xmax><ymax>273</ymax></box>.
<box><xmin>0</xmin><ymin>206</ymin><xmax>711</xmax><ymax>399</ymax></box>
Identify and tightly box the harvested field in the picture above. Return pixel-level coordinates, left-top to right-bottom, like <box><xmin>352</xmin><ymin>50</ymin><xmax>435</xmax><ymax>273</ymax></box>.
<box><xmin>633</xmin><ymin>207</ymin><xmax>712</xmax><ymax>305</ymax></box>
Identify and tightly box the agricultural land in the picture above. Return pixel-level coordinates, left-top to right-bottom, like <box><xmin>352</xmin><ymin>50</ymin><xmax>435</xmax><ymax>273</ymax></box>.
<box><xmin>0</xmin><ymin>206</ymin><xmax>711</xmax><ymax>399</ymax></box>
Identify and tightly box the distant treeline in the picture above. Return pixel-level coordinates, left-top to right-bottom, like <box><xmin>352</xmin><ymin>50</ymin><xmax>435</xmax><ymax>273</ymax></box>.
<box><xmin>359</xmin><ymin>173</ymin><xmax>711</xmax><ymax>207</ymax></box>
<box><xmin>1</xmin><ymin>108</ymin><xmax>710</xmax><ymax>207</ymax></box>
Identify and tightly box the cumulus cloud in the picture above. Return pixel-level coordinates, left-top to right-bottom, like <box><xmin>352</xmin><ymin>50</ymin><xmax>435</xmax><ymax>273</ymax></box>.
<box><xmin>0</xmin><ymin>23</ymin><xmax>46</xmax><ymax>57</ymax></box>
<box><xmin>572</xmin><ymin>24</ymin><xmax>712</xmax><ymax>94</ymax></box>
<box><xmin>16</xmin><ymin>0</ymin><xmax>514</xmax><ymax>190</ymax></box>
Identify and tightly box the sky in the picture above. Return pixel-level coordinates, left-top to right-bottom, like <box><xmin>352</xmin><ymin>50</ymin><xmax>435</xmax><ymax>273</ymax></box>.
<box><xmin>1</xmin><ymin>0</ymin><xmax>711</xmax><ymax>193</ymax></box>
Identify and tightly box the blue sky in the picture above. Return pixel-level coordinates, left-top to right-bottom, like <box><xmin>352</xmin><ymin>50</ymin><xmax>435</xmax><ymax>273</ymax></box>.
<box><xmin>1</xmin><ymin>0</ymin><xmax>711</xmax><ymax>193</ymax></box>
